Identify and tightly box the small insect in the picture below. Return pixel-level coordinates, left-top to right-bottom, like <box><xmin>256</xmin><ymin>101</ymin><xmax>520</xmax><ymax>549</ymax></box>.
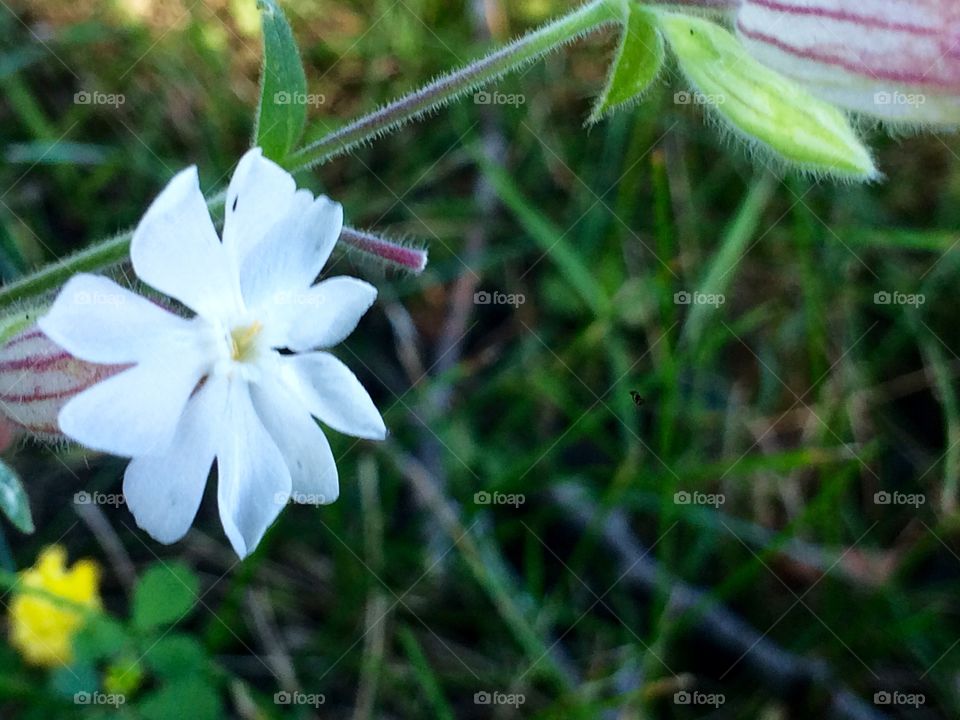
<box><xmin>629</xmin><ymin>391</ymin><xmax>645</xmax><ymax>407</ymax></box>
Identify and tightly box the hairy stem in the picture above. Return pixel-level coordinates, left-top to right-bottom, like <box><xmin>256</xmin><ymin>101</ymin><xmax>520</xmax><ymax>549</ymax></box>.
<box><xmin>288</xmin><ymin>0</ymin><xmax>621</xmax><ymax>170</ymax></box>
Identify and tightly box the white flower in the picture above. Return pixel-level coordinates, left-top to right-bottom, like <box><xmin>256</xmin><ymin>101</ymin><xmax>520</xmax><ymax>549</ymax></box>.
<box><xmin>39</xmin><ymin>148</ymin><xmax>386</xmax><ymax>558</ymax></box>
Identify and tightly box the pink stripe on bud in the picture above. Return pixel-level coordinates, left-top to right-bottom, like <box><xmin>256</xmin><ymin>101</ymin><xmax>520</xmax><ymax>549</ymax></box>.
<box><xmin>736</xmin><ymin>0</ymin><xmax>960</xmax><ymax>124</ymax></box>
<box><xmin>0</xmin><ymin>327</ymin><xmax>124</xmax><ymax>441</ymax></box>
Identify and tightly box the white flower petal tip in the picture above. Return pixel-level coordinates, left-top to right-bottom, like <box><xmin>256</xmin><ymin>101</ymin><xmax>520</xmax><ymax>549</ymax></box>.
<box><xmin>42</xmin><ymin>148</ymin><xmax>388</xmax><ymax>558</ymax></box>
<box><xmin>223</xmin><ymin>147</ymin><xmax>299</xmax><ymax>262</ymax></box>
<box><xmin>268</xmin><ymin>276</ymin><xmax>378</xmax><ymax>352</ymax></box>
<box><xmin>238</xmin><ymin>193</ymin><xmax>344</xmax><ymax>311</ymax></box>
<box><xmin>131</xmin><ymin>165</ymin><xmax>240</xmax><ymax>318</ymax></box>
<box><xmin>216</xmin><ymin>379</ymin><xmax>292</xmax><ymax>560</ymax></box>
<box><xmin>121</xmin><ymin>377</ymin><xmax>224</xmax><ymax>545</ymax></box>
<box><xmin>252</xmin><ymin>376</ymin><xmax>342</xmax><ymax>505</ymax></box>
<box><xmin>284</xmin><ymin>353</ymin><xmax>387</xmax><ymax>441</ymax></box>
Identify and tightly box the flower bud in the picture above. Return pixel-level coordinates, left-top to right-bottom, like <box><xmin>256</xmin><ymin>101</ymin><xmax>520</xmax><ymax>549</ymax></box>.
<box><xmin>340</xmin><ymin>227</ymin><xmax>428</xmax><ymax>274</ymax></box>
<box><xmin>0</xmin><ymin>326</ymin><xmax>123</xmax><ymax>442</ymax></box>
<box><xmin>736</xmin><ymin>0</ymin><xmax>960</xmax><ymax>125</ymax></box>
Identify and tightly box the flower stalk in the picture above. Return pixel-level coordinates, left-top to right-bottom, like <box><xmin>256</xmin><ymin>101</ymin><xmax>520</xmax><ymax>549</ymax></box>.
<box><xmin>288</xmin><ymin>0</ymin><xmax>623</xmax><ymax>171</ymax></box>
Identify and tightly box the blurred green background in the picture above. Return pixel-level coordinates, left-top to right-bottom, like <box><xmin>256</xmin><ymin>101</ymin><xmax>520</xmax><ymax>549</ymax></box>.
<box><xmin>1</xmin><ymin>0</ymin><xmax>959</xmax><ymax>717</ymax></box>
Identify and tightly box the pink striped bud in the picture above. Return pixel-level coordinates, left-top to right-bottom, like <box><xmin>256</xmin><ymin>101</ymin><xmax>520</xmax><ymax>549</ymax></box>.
<box><xmin>340</xmin><ymin>228</ymin><xmax>428</xmax><ymax>274</ymax></box>
<box><xmin>736</xmin><ymin>0</ymin><xmax>960</xmax><ymax>125</ymax></box>
<box><xmin>0</xmin><ymin>327</ymin><xmax>124</xmax><ymax>442</ymax></box>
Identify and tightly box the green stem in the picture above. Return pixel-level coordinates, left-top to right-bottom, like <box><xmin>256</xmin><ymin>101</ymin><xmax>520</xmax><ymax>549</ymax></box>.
<box><xmin>288</xmin><ymin>0</ymin><xmax>621</xmax><ymax>170</ymax></box>
<box><xmin>0</xmin><ymin>233</ymin><xmax>132</xmax><ymax>311</ymax></box>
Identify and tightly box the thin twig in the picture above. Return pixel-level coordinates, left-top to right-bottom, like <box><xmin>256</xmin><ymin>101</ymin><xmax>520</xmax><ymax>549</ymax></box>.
<box><xmin>385</xmin><ymin>445</ymin><xmax>579</xmax><ymax>688</ymax></box>
<box><xmin>244</xmin><ymin>588</ymin><xmax>300</xmax><ymax>694</ymax></box>
<box><xmin>74</xmin><ymin>502</ymin><xmax>136</xmax><ymax>597</ymax></box>
<box><xmin>353</xmin><ymin>454</ymin><xmax>389</xmax><ymax>720</ymax></box>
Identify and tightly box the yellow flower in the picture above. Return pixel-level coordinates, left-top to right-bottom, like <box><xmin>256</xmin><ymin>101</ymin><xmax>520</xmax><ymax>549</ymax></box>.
<box><xmin>9</xmin><ymin>545</ymin><xmax>101</xmax><ymax>667</ymax></box>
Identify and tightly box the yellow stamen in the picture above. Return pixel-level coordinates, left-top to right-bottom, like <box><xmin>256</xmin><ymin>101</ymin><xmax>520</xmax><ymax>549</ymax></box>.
<box><xmin>230</xmin><ymin>321</ymin><xmax>263</xmax><ymax>361</ymax></box>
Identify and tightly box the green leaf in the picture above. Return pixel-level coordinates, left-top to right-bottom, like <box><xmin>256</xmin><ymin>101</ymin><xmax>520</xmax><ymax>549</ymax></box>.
<box><xmin>131</xmin><ymin>563</ymin><xmax>199</xmax><ymax>631</ymax></box>
<box><xmin>469</xmin><ymin>145</ymin><xmax>610</xmax><ymax>316</ymax></box>
<box><xmin>253</xmin><ymin>0</ymin><xmax>308</xmax><ymax>162</ymax></box>
<box><xmin>398</xmin><ymin>627</ymin><xmax>456</xmax><ymax>720</ymax></box>
<box><xmin>140</xmin><ymin>677</ymin><xmax>221</xmax><ymax>720</ymax></box>
<box><xmin>589</xmin><ymin>6</ymin><xmax>664</xmax><ymax>123</ymax></box>
<box><xmin>73</xmin><ymin>615</ymin><xmax>127</xmax><ymax>662</ymax></box>
<box><xmin>654</xmin><ymin>11</ymin><xmax>877</xmax><ymax>180</ymax></box>
<box><xmin>142</xmin><ymin>634</ymin><xmax>207</xmax><ymax>679</ymax></box>
<box><xmin>0</xmin><ymin>460</ymin><xmax>33</xmax><ymax>533</ymax></box>
<box><xmin>682</xmin><ymin>174</ymin><xmax>777</xmax><ymax>349</ymax></box>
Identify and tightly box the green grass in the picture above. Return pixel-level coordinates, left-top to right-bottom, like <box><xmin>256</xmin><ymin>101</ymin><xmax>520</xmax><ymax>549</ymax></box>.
<box><xmin>2</xmin><ymin>0</ymin><xmax>960</xmax><ymax>717</ymax></box>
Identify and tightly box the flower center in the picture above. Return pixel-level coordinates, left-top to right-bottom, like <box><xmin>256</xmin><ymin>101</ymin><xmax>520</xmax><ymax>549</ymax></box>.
<box><xmin>230</xmin><ymin>321</ymin><xmax>263</xmax><ymax>362</ymax></box>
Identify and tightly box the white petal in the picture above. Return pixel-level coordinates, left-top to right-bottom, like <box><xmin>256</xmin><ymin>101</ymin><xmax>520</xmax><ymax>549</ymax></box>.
<box><xmin>216</xmin><ymin>379</ymin><xmax>291</xmax><ymax>558</ymax></box>
<box><xmin>239</xmin><ymin>194</ymin><xmax>343</xmax><ymax>311</ymax></box>
<box><xmin>123</xmin><ymin>376</ymin><xmax>227</xmax><ymax>544</ymax></box>
<box><xmin>281</xmin><ymin>352</ymin><xmax>386</xmax><ymax>440</ymax></box>
<box><xmin>131</xmin><ymin>166</ymin><xmax>242</xmax><ymax>318</ymax></box>
<box><xmin>222</xmin><ymin>148</ymin><xmax>299</xmax><ymax>264</ymax></box>
<box><xmin>38</xmin><ymin>274</ymin><xmax>193</xmax><ymax>364</ymax></box>
<box><xmin>59</xmin><ymin>343</ymin><xmax>209</xmax><ymax>457</ymax></box>
<box><xmin>251</xmin><ymin>374</ymin><xmax>339</xmax><ymax>505</ymax></box>
<box><xmin>261</xmin><ymin>277</ymin><xmax>377</xmax><ymax>351</ymax></box>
